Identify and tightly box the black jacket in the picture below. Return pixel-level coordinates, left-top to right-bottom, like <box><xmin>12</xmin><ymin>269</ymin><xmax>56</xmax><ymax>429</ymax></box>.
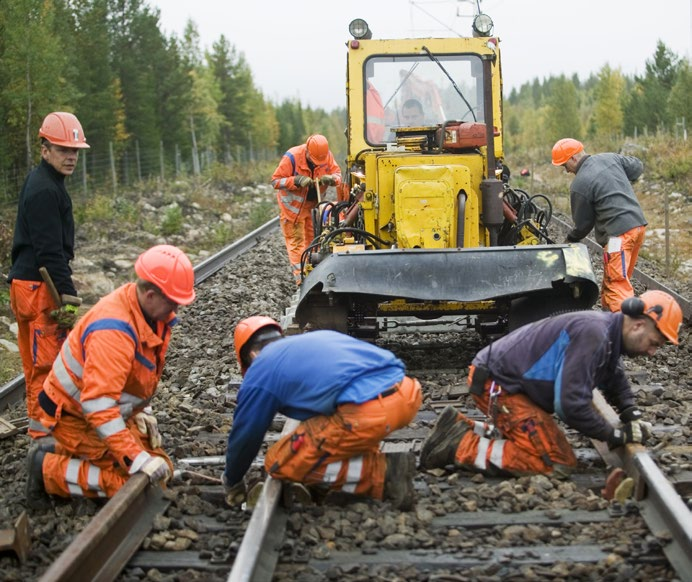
<box><xmin>8</xmin><ymin>159</ymin><xmax>78</xmax><ymax>296</ymax></box>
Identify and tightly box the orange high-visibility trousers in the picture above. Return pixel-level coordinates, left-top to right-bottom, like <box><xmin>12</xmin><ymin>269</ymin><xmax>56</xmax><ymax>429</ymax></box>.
<box><xmin>453</xmin><ymin>373</ymin><xmax>577</xmax><ymax>476</ymax></box>
<box><xmin>602</xmin><ymin>225</ymin><xmax>646</xmax><ymax>312</ymax></box>
<box><xmin>265</xmin><ymin>376</ymin><xmax>422</xmax><ymax>499</ymax></box>
<box><xmin>41</xmin><ymin>414</ymin><xmax>172</xmax><ymax>499</ymax></box>
<box><xmin>280</xmin><ymin>211</ymin><xmax>316</xmax><ymax>285</ymax></box>
<box><xmin>10</xmin><ymin>280</ymin><xmax>67</xmax><ymax>438</ymax></box>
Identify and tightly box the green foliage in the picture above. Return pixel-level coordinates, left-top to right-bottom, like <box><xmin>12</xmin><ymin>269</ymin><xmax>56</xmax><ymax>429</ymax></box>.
<box><xmin>77</xmin><ymin>194</ymin><xmax>115</xmax><ymax>223</ymax></box>
<box><xmin>205</xmin><ymin>222</ymin><xmax>236</xmax><ymax>248</ymax></box>
<box><xmin>639</xmin><ymin>136</ymin><xmax>691</xmax><ymax>185</ymax></box>
<box><xmin>592</xmin><ymin>65</ymin><xmax>625</xmax><ymax>140</ymax></box>
<box><xmin>545</xmin><ymin>76</ymin><xmax>582</xmax><ymax>142</ymax></box>
<box><xmin>248</xmin><ymin>200</ymin><xmax>276</xmax><ymax>229</ymax></box>
<box><xmin>160</xmin><ymin>204</ymin><xmax>184</xmax><ymax>235</ymax></box>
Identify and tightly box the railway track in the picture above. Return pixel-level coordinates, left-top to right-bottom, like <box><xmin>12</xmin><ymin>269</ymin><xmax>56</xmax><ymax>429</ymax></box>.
<box><xmin>0</xmin><ymin>218</ymin><xmax>690</xmax><ymax>581</ymax></box>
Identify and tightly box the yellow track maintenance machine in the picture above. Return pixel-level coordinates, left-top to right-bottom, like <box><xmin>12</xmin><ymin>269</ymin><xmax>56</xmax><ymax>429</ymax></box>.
<box><xmin>286</xmin><ymin>13</ymin><xmax>598</xmax><ymax>340</ymax></box>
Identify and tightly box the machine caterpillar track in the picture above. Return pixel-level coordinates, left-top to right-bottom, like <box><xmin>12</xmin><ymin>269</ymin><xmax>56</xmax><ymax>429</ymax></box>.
<box><xmin>285</xmin><ymin>13</ymin><xmax>598</xmax><ymax>339</ymax></box>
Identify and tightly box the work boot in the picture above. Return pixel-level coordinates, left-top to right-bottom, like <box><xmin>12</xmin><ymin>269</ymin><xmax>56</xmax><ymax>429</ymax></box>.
<box><xmin>35</xmin><ymin>437</ymin><xmax>56</xmax><ymax>453</ymax></box>
<box><xmin>282</xmin><ymin>482</ymin><xmax>313</xmax><ymax>509</ymax></box>
<box><xmin>26</xmin><ymin>445</ymin><xmax>51</xmax><ymax>510</ymax></box>
<box><xmin>419</xmin><ymin>405</ymin><xmax>469</xmax><ymax>470</ymax></box>
<box><xmin>383</xmin><ymin>452</ymin><xmax>416</xmax><ymax>511</ymax></box>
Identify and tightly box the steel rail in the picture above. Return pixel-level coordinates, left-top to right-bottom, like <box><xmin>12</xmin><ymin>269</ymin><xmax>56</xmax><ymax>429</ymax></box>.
<box><xmin>227</xmin><ymin>421</ymin><xmax>297</xmax><ymax>582</ymax></box>
<box><xmin>38</xmin><ymin>475</ymin><xmax>169</xmax><ymax>582</ymax></box>
<box><xmin>28</xmin><ymin>218</ymin><xmax>280</xmax><ymax>581</ymax></box>
<box><xmin>551</xmin><ymin>215</ymin><xmax>691</xmax><ymax>320</ymax></box>
<box><xmin>0</xmin><ymin>218</ymin><xmax>281</xmax><ymax>413</ymax></box>
<box><xmin>592</xmin><ymin>391</ymin><xmax>692</xmax><ymax>582</ymax></box>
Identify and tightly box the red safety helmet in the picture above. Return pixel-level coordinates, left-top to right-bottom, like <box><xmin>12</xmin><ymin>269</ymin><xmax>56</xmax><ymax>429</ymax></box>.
<box><xmin>234</xmin><ymin>316</ymin><xmax>283</xmax><ymax>375</ymax></box>
<box><xmin>621</xmin><ymin>290</ymin><xmax>683</xmax><ymax>345</ymax></box>
<box><xmin>134</xmin><ymin>245</ymin><xmax>196</xmax><ymax>305</ymax></box>
<box><xmin>306</xmin><ymin>134</ymin><xmax>330</xmax><ymax>165</ymax></box>
<box><xmin>551</xmin><ymin>138</ymin><xmax>583</xmax><ymax>166</ymax></box>
<box><xmin>38</xmin><ymin>112</ymin><xmax>90</xmax><ymax>149</ymax></box>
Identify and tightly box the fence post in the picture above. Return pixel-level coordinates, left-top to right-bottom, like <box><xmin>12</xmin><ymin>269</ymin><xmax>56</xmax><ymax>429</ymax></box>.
<box><xmin>160</xmin><ymin>141</ymin><xmax>165</xmax><ymax>181</ymax></box>
<box><xmin>190</xmin><ymin>116</ymin><xmax>200</xmax><ymax>176</ymax></box>
<box><xmin>81</xmin><ymin>151</ymin><xmax>88</xmax><ymax>196</ymax></box>
<box><xmin>109</xmin><ymin>142</ymin><xmax>118</xmax><ymax>195</ymax></box>
<box><xmin>136</xmin><ymin>140</ymin><xmax>142</xmax><ymax>181</ymax></box>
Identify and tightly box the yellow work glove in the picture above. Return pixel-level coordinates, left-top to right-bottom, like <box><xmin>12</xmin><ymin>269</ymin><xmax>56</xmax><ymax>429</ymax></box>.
<box><xmin>134</xmin><ymin>410</ymin><xmax>162</xmax><ymax>449</ymax></box>
<box><xmin>139</xmin><ymin>456</ymin><xmax>170</xmax><ymax>483</ymax></box>
<box><xmin>50</xmin><ymin>294</ymin><xmax>81</xmax><ymax>330</ymax></box>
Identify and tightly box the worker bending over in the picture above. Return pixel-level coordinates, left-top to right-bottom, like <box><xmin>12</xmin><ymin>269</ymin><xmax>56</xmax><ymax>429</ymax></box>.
<box><xmin>26</xmin><ymin>245</ymin><xmax>196</xmax><ymax>509</ymax></box>
<box><xmin>223</xmin><ymin>317</ymin><xmax>422</xmax><ymax>510</ymax></box>
<box><xmin>420</xmin><ymin>291</ymin><xmax>682</xmax><ymax>477</ymax></box>
<box><xmin>552</xmin><ymin>138</ymin><xmax>647</xmax><ymax>312</ymax></box>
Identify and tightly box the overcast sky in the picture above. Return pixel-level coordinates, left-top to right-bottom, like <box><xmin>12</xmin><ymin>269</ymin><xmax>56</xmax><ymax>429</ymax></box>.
<box><xmin>148</xmin><ymin>0</ymin><xmax>691</xmax><ymax>111</ymax></box>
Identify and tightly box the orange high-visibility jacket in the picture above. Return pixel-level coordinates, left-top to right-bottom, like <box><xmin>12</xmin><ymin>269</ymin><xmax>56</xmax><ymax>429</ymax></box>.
<box><xmin>271</xmin><ymin>144</ymin><xmax>342</xmax><ymax>222</ymax></box>
<box><xmin>366</xmin><ymin>82</ymin><xmax>385</xmax><ymax>143</ymax></box>
<box><xmin>42</xmin><ymin>283</ymin><xmax>175</xmax><ymax>472</ymax></box>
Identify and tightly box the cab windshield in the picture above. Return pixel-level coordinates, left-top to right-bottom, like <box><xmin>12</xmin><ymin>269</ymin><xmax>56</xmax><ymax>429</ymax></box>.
<box><xmin>364</xmin><ymin>53</ymin><xmax>484</xmax><ymax>145</ymax></box>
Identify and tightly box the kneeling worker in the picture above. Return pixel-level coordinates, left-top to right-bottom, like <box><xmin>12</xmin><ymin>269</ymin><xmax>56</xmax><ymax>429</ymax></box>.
<box><xmin>420</xmin><ymin>291</ymin><xmax>682</xmax><ymax>477</ymax></box>
<box><xmin>26</xmin><ymin>245</ymin><xmax>196</xmax><ymax>509</ymax></box>
<box><xmin>223</xmin><ymin>317</ymin><xmax>423</xmax><ymax>509</ymax></box>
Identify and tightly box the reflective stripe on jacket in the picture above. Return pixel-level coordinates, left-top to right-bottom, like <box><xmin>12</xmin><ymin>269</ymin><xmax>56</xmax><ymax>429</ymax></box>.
<box><xmin>43</xmin><ymin>282</ymin><xmax>175</xmax><ymax>470</ymax></box>
<box><xmin>271</xmin><ymin>144</ymin><xmax>342</xmax><ymax>219</ymax></box>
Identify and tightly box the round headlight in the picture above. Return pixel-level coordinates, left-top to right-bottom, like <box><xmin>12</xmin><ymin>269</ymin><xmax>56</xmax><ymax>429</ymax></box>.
<box><xmin>349</xmin><ymin>18</ymin><xmax>372</xmax><ymax>40</ymax></box>
<box><xmin>472</xmin><ymin>13</ymin><xmax>494</xmax><ymax>37</ymax></box>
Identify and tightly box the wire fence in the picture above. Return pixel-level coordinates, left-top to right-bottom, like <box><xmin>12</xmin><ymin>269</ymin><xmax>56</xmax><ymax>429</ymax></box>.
<box><xmin>0</xmin><ymin>141</ymin><xmax>281</xmax><ymax>205</ymax></box>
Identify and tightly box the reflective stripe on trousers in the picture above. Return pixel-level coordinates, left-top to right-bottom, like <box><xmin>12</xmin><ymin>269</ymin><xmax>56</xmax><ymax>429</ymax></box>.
<box><xmin>453</xmin><ymin>374</ymin><xmax>577</xmax><ymax>476</ymax></box>
<box><xmin>264</xmin><ymin>376</ymin><xmax>422</xmax><ymax>500</ymax></box>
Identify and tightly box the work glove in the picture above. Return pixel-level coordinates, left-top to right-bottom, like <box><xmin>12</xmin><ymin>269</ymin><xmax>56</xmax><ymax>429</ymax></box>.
<box><xmin>139</xmin><ymin>456</ymin><xmax>171</xmax><ymax>483</ymax></box>
<box><xmin>222</xmin><ymin>473</ymin><xmax>246</xmax><ymax>507</ymax></box>
<box><xmin>50</xmin><ymin>294</ymin><xmax>82</xmax><ymax>329</ymax></box>
<box><xmin>294</xmin><ymin>175</ymin><xmax>312</xmax><ymax>188</ymax></box>
<box><xmin>134</xmin><ymin>409</ymin><xmax>162</xmax><ymax>449</ymax></box>
<box><xmin>319</xmin><ymin>174</ymin><xmax>338</xmax><ymax>187</ymax></box>
<box><xmin>608</xmin><ymin>408</ymin><xmax>653</xmax><ymax>449</ymax></box>
<box><xmin>619</xmin><ymin>406</ymin><xmax>653</xmax><ymax>443</ymax></box>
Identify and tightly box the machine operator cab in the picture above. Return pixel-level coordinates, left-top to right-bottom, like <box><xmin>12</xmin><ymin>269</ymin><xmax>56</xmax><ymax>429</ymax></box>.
<box><xmin>349</xmin><ymin>14</ymin><xmax>499</xmax><ymax>155</ymax></box>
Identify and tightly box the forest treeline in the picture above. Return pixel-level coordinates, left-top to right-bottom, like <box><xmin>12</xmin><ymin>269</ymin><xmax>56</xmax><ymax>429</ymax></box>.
<box><xmin>1</xmin><ymin>0</ymin><xmax>689</xmax><ymax>199</ymax></box>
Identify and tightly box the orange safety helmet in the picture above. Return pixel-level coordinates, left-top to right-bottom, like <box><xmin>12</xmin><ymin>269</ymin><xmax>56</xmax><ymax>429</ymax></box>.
<box><xmin>38</xmin><ymin>112</ymin><xmax>90</xmax><ymax>149</ymax></box>
<box><xmin>621</xmin><ymin>290</ymin><xmax>683</xmax><ymax>345</ymax></box>
<box><xmin>134</xmin><ymin>245</ymin><xmax>196</xmax><ymax>305</ymax></box>
<box><xmin>551</xmin><ymin>138</ymin><xmax>583</xmax><ymax>166</ymax></box>
<box><xmin>234</xmin><ymin>316</ymin><xmax>283</xmax><ymax>375</ymax></box>
<box><xmin>306</xmin><ymin>134</ymin><xmax>330</xmax><ymax>165</ymax></box>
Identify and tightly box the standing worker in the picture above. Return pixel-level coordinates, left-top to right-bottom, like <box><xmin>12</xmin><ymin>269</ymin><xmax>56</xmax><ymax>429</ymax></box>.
<box><xmin>7</xmin><ymin>111</ymin><xmax>89</xmax><ymax>439</ymax></box>
<box><xmin>419</xmin><ymin>291</ymin><xmax>682</xmax><ymax>477</ymax></box>
<box><xmin>25</xmin><ymin>245</ymin><xmax>196</xmax><ymax>509</ymax></box>
<box><xmin>222</xmin><ymin>317</ymin><xmax>423</xmax><ymax>509</ymax></box>
<box><xmin>271</xmin><ymin>135</ymin><xmax>342</xmax><ymax>285</ymax></box>
<box><xmin>552</xmin><ymin>138</ymin><xmax>647</xmax><ymax>312</ymax></box>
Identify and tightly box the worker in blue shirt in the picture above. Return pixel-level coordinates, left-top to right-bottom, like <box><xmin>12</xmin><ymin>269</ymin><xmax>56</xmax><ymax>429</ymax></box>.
<box><xmin>222</xmin><ymin>316</ymin><xmax>422</xmax><ymax>509</ymax></box>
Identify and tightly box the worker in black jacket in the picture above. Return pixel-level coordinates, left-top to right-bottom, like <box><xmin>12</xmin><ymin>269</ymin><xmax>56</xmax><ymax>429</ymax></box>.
<box><xmin>7</xmin><ymin>111</ymin><xmax>89</xmax><ymax>439</ymax></box>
